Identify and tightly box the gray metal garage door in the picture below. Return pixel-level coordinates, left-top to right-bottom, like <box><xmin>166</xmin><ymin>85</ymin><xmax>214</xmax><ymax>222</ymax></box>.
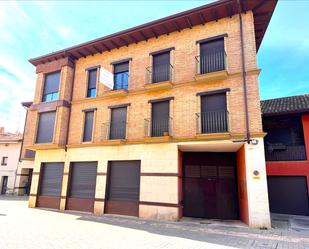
<box><xmin>267</xmin><ymin>176</ymin><xmax>309</xmax><ymax>216</ymax></box>
<box><xmin>105</xmin><ymin>161</ymin><xmax>140</xmax><ymax>216</ymax></box>
<box><xmin>37</xmin><ymin>162</ymin><xmax>64</xmax><ymax>209</ymax></box>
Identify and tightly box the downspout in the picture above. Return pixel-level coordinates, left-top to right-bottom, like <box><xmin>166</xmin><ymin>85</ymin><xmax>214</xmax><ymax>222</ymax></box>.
<box><xmin>65</xmin><ymin>54</ymin><xmax>76</xmax><ymax>152</ymax></box>
<box><xmin>237</xmin><ymin>0</ymin><xmax>251</xmax><ymax>143</ymax></box>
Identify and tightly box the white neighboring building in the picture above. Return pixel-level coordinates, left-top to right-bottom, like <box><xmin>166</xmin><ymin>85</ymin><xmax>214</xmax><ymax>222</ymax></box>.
<box><xmin>0</xmin><ymin>127</ymin><xmax>22</xmax><ymax>195</ymax></box>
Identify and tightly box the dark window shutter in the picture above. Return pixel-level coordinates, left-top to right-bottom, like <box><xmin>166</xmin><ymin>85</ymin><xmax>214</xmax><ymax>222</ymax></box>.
<box><xmin>201</xmin><ymin>93</ymin><xmax>226</xmax><ymax>112</ymax></box>
<box><xmin>87</xmin><ymin>69</ymin><xmax>97</xmax><ymax>89</ymax></box>
<box><xmin>83</xmin><ymin>111</ymin><xmax>94</xmax><ymax>142</ymax></box>
<box><xmin>69</xmin><ymin>162</ymin><xmax>97</xmax><ymax>198</ymax></box>
<box><xmin>44</xmin><ymin>72</ymin><xmax>60</xmax><ymax>95</ymax></box>
<box><xmin>151</xmin><ymin>101</ymin><xmax>169</xmax><ymax>137</ymax></box>
<box><xmin>152</xmin><ymin>52</ymin><xmax>170</xmax><ymax>83</ymax></box>
<box><xmin>114</xmin><ymin>62</ymin><xmax>129</xmax><ymax>73</ymax></box>
<box><xmin>200</xmin><ymin>93</ymin><xmax>227</xmax><ymax>133</ymax></box>
<box><xmin>40</xmin><ymin>163</ymin><xmax>64</xmax><ymax>196</ymax></box>
<box><xmin>110</xmin><ymin>107</ymin><xmax>127</xmax><ymax>139</ymax></box>
<box><xmin>36</xmin><ymin>111</ymin><xmax>56</xmax><ymax>143</ymax></box>
<box><xmin>153</xmin><ymin>52</ymin><xmax>170</xmax><ymax>66</ymax></box>
<box><xmin>107</xmin><ymin>161</ymin><xmax>140</xmax><ymax>201</ymax></box>
<box><xmin>200</xmin><ymin>39</ymin><xmax>225</xmax><ymax>73</ymax></box>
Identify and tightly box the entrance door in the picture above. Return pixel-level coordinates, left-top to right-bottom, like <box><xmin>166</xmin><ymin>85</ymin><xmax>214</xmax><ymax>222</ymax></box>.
<box><xmin>267</xmin><ymin>176</ymin><xmax>309</xmax><ymax>216</ymax></box>
<box><xmin>66</xmin><ymin>162</ymin><xmax>97</xmax><ymax>212</ymax></box>
<box><xmin>1</xmin><ymin>176</ymin><xmax>8</xmax><ymax>195</ymax></box>
<box><xmin>105</xmin><ymin>161</ymin><xmax>140</xmax><ymax>217</ymax></box>
<box><xmin>37</xmin><ymin>163</ymin><xmax>64</xmax><ymax>209</ymax></box>
<box><xmin>183</xmin><ymin>152</ymin><xmax>239</xmax><ymax>219</ymax></box>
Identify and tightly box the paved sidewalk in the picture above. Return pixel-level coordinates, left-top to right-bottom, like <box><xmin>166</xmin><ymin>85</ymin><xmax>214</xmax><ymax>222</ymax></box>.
<box><xmin>0</xmin><ymin>196</ymin><xmax>309</xmax><ymax>249</ymax></box>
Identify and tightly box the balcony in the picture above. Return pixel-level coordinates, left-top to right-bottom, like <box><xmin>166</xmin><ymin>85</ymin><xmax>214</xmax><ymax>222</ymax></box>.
<box><xmin>101</xmin><ymin>122</ymin><xmax>127</xmax><ymax>140</ymax></box>
<box><xmin>144</xmin><ymin>117</ymin><xmax>173</xmax><ymax>137</ymax></box>
<box><xmin>265</xmin><ymin>144</ymin><xmax>307</xmax><ymax>161</ymax></box>
<box><xmin>195</xmin><ymin>51</ymin><xmax>228</xmax><ymax>83</ymax></box>
<box><xmin>145</xmin><ymin>64</ymin><xmax>173</xmax><ymax>91</ymax></box>
<box><xmin>196</xmin><ymin>111</ymin><xmax>229</xmax><ymax>134</ymax></box>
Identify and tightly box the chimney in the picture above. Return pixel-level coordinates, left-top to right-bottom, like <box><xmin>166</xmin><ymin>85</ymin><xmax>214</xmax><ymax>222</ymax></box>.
<box><xmin>0</xmin><ymin>127</ymin><xmax>4</xmax><ymax>134</ymax></box>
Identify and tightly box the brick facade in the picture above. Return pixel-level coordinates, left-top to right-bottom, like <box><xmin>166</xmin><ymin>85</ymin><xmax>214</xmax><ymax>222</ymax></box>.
<box><xmin>25</xmin><ymin>12</ymin><xmax>262</xmax><ymax>149</ymax></box>
<box><xmin>23</xmin><ymin>6</ymin><xmax>272</xmax><ymax>228</ymax></box>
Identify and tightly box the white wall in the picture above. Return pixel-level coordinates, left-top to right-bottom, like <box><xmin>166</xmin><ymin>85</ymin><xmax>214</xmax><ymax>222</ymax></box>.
<box><xmin>244</xmin><ymin>137</ymin><xmax>271</xmax><ymax>228</ymax></box>
<box><xmin>0</xmin><ymin>142</ymin><xmax>21</xmax><ymax>193</ymax></box>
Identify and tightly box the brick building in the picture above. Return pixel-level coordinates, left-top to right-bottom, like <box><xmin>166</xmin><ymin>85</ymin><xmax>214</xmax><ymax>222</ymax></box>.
<box><xmin>22</xmin><ymin>0</ymin><xmax>277</xmax><ymax>228</ymax></box>
<box><xmin>262</xmin><ymin>95</ymin><xmax>309</xmax><ymax>216</ymax></box>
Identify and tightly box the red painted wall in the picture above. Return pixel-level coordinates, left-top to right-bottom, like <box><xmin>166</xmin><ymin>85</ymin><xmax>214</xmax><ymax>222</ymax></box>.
<box><xmin>236</xmin><ymin>145</ymin><xmax>249</xmax><ymax>225</ymax></box>
<box><xmin>266</xmin><ymin>114</ymin><xmax>309</xmax><ymax>192</ymax></box>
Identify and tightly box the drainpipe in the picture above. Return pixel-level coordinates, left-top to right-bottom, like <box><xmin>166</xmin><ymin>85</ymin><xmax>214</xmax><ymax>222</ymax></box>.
<box><xmin>237</xmin><ymin>0</ymin><xmax>251</xmax><ymax>144</ymax></box>
<box><xmin>64</xmin><ymin>54</ymin><xmax>76</xmax><ymax>152</ymax></box>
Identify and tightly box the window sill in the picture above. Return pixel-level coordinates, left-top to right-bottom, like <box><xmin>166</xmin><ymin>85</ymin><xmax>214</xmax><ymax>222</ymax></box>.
<box><xmin>194</xmin><ymin>70</ymin><xmax>228</xmax><ymax>83</ymax></box>
<box><xmin>102</xmin><ymin>89</ymin><xmax>128</xmax><ymax>98</ymax></box>
<box><xmin>144</xmin><ymin>135</ymin><xmax>172</xmax><ymax>143</ymax></box>
<box><xmin>26</xmin><ymin>144</ymin><xmax>65</xmax><ymax>150</ymax></box>
<box><xmin>100</xmin><ymin>139</ymin><xmax>126</xmax><ymax>145</ymax></box>
<box><xmin>144</xmin><ymin>81</ymin><xmax>173</xmax><ymax>91</ymax></box>
<box><xmin>195</xmin><ymin>132</ymin><xmax>231</xmax><ymax>140</ymax></box>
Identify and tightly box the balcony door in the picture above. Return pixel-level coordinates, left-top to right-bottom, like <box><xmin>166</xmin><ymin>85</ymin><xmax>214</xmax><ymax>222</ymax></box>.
<box><xmin>151</xmin><ymin>101</ymin><xmax>169</xmax><ymax>137</ymax></box>
<box><xmin>201</xmin><ymin>93</ymin><xmax>228</xmax><ymax>133</ymax></box>
<box><xmin>110</xmin><ymin>107</ymin><xmax>127</xmax><ymax>140</ymax></box>
<box><xmin>152</xmin><ymin>52</ymin><xmax>170</xmax><ymax>83</ymax></box>
<box><xmin>200</xmin><ymin>39</ymin><xmax>225</xmax><ymax>74</ymax></box>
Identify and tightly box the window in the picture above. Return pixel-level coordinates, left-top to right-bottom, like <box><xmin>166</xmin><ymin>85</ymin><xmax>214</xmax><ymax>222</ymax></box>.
<box><xmin>1</xmin><ymin>157</ymin><xmax>8</xmax><ymax>166</ymax></box>
<box><xmin>36</xmin><ymin>111</ymin><xmax>56</xmax><ymax>144</ymax></box>
<box><xmin>110</xmin><ymin>107</ymin><xmax>127</xmax><ymax>140</ymax></box>
<box><xmin>200</xmin><ymin>93</ymin><xmax>228</xmax><ymax>133</ymax></box>
<box><xmin>152</xmin><ymin>52</ymin><xmax>170</xmax><ymax>83</ymax></box>
<box><xmin>42</xmin><ymin>72</ymin><xmax>60</xmax><ymax>102</ymax></box>
<box><xmin>199</xmin><ymin>38</ymin><xmax>225</xmax><ymax>74</ymax></box>
<box><xmin>113</xmin><ymin>62</ymin><xmax>129</xmax><ymax>90</ymax></box>
<box><xmin>83</xmin><ymin>111</ymin><xmax>94</xmax><ymax>142</ymax></box>
<box><xmin>87</xmin><ymin>69</ymin><xmax>97</xmax><ymax>98</ymax></box>
<box><xmin>151</xmin><ymin>101</ymin><xmax>169</xmax><ymax>137</ymax></box>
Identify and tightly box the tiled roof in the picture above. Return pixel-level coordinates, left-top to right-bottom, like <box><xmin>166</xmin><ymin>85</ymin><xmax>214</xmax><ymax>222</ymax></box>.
<box><xmin>29</xmin><ymin>0</ymin><xmax>277</xmax><ymax>66</ymax></box>
<box><xmin>261</xmin><ymin>94</ymin><xmax>309</xmax><ymax>115</ymax></box>
<box><xmin>0</xmin><ymin>132</ymin><xmax>22</xmax><ymax>143</ymax></box>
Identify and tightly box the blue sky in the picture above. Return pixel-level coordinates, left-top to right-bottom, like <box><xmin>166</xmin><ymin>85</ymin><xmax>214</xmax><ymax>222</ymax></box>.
<box><xmin>0</xmin><ymin>1</ymin><xmax>308</xmax><ymax>132</ymax></box>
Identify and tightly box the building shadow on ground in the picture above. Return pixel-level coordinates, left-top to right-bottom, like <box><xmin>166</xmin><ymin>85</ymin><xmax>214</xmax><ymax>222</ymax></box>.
<box><xmin>77</xmin><ymin>214</ymin><xmax>260</xmax><ymax>248</ymax></box>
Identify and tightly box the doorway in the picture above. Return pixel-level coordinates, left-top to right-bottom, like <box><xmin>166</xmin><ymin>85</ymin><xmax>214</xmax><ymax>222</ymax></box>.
<box><xmin>1</xmin><ymin>176</ymin><xmax>8</xmax><ymax>195</ymax></box>
<box><xmin>182</xmin><ymin>152</ymin><xmax>239</xmax><ymax>219</ymax></box>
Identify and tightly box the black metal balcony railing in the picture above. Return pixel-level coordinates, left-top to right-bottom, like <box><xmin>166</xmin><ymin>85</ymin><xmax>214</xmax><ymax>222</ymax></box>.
<box><xmin>196</xmin><ymin>111</ymin><xmax>229</xmax><ymax>134</ymax></box>
<box><xmin>145</xmin><ymin>117</ymin><xmax>173</xmax><ymax>137</ymax></box>
<box><xmin>146</xmin><ymin>64</ymin><xmax>173</xmax><ymax>84</ymax></box>
<box><xmin>101</xmin><ymin>122</ymin><xmax>127</xmax><ymax>140</ymax></box>
<box><xmin>196</xmin><ymin>50</ymin><xmax>227</xmax><ymax>75</ymax></box>
<box><xmin>265</xmin><ymin>144</ymin><xmax>307</xmax><ymax>161</ymax></box>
